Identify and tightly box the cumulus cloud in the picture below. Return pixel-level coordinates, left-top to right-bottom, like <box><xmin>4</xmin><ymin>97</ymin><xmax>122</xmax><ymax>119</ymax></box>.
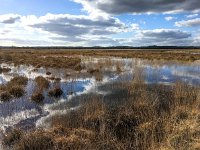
<box><xmin>73</xmin><ymin>0</ymin><xmax>200</xmax><ymax>15</ymax></box>
<box><xmin>165</xmin><ymin>16</ymin><xmax>176</xmax><ymax>21</ymax></box>
<box><xmin>26</xmin><ymin>13</ymin><xmax>137</xmax><ymax>39</ymax></box>
<box><xmin>0</xmin><ymin>11</ymin><xmax>198</xmax><ymax>46</ymax></box>
<box><xmin>175</xmin><ymin>18</ymin><xmax>200</xmax><ymax>27</ymax></box>
<box><xmin>0</xmin><ymin>14</ymin><xmax>21</xmax><ymax>24</ymax></box>
<box><xmin>0</xmin><ymin>13</ymin><xmax>139</xmax><ymax>46</ymax></box>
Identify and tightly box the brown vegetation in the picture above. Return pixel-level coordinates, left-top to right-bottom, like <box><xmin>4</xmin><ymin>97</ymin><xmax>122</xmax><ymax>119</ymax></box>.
<box><xmin>46</xmin><ymin>71</ymin><xmax>52</xmax><ymax>75</ymax></box>
<box><xmin>0</xmin><ymin>50</ymin><xmax>82</xmax><ymax>70</ymax></box>
<box><xmin>31</xmin><ymin>92</ymin><xmax>45</xmax><ymax>103</ymax></box>
<box><xmin>48</xmin><ymin>87</ymin><xmax>63</xmax><ymax>98</ymax></box>
<box><xmin>0</xmin><ymin>48</ymin><xmax>200</xmax><ymax>149</ymax></box>
<box><xmin>8</xmin><ymin>76</ymin><xmax>28</xmax><ymax>86</ymax></box>
<box><xmin>0</xmin><ymin>67</ymin><xmax>11</xmax><ymax>74</ymax></box>
<box><xmin>8</xmin><ymin>86</ymin><xmax>25</xmax><ymax>98</ymax></box>
<box><xmin>0</xmin><ymin>76</ymin><xmax>28</xmax><ymax>101</ymax></box>
<box><xmin>3</xmin><ymin>80</ymin><xmax>200</xmax><ymax>149</ymax></box>
<box><xmin>0</xmin><ymin>49</ymin><xmax>199</xmax><ymax>66</ymax></box>
<box><xmin>0</xmin><ymin>91</ymin><xmax>12</xmax><ymax>102</ymax></box>
<box><xmin>35</xmin><ymin>76</ymin><xmax>50</xmax><ymax>90</ymax></box>
<box><xmin>3</xmin><ymin>129</ymin><xmax>22</xmax><ymax>147</ymax></box>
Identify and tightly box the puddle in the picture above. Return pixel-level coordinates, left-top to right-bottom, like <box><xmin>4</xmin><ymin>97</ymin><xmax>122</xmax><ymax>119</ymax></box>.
<box><xmin>0</xmin><ymin>56</ymin><xmax>199</xmax><ymax>134</ymax></box>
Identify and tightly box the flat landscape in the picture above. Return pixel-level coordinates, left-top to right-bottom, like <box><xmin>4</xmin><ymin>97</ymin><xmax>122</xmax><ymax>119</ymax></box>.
<box><xmin>0</xmin><ymin>48</ymin><xmax>199</xmax><ymax>149</ymax></box>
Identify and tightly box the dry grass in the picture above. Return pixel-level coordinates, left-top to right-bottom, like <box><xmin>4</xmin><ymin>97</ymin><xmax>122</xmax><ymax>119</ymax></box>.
<box><xmin>0</xmin><ymin>91</ymin><xmax>12</xmax><ymax>102</ymax></box>
<box><xmin>0</xmin><ymin>51</ymin><xmax>82</xmax><ymax>70</ymax></box>
<box><xmin>31</xmin><ymin>92</ymin><xmax>45</xmax><ymax>103</ymax></box>
<box><xmin>8</xmin><ymin>86</ymin><xmax>25</xmax><ymax>98</ymax></box>
<box><xmin>8</xmin><ymin>76</ymin><xmax>28</xmax><ymax>86</ymax></box>
<box><xmin>46</xmin><ymin>71</ymin><xmax>52</xmax><ymax>75</ymax></box>
<box><xmin>1</xmin><ymin>49</ymin><xmax>199</xmax><ymax>65</ymax></box>
<box><xmin>1</xmin><ymin>48</ymin><xmax>200</xmax><ymax>149</ymax></box>
<box><xmin>29</xmin><ymin>76</ymin><xmax>49</xmax><ymax>103</ymax></box>
<box><xmin>35</xmin><ymin>76</ymin><xmax>50</xmax><ymax>90</ymax></box>
<box><xmin>2</xmin><ymin>80</ymin><xmax>200</xmax><ymax>149</ymax></box>
<box><xmin>48</xmin><ymin>87</ymin><xmax>63</xmax><ymax>98</ymax></box>
<box><xmin>0</xmin><ymin>76</ymin><xmax>28</xmax><ymax>101</ymax></box>
<box><xmin>2</xmin><ymin>129</ymin><xmax>22</xmax><ymax>147</ymax></box>
<box><xmin>0</xmin><ymin>67</ymin><xmax>11</xmax><ymax>74</ymax></box>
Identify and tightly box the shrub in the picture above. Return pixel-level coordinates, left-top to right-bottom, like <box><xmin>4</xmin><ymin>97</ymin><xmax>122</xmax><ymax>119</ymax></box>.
<box><xmin>48</xmin><ymin>88</ymin><xmax>63</xmax><ymax>98</ymax></box>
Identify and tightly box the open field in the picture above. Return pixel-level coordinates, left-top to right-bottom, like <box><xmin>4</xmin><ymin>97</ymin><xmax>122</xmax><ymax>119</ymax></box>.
<box><xmin>0</xmin><ymin>48</ymin><xmax>200</xmax><ymax>62</ymax></box>
<box><xmin>0</xmin><ymin>48</ymin><xmax>200</xmax><ymax>150</ymax></box>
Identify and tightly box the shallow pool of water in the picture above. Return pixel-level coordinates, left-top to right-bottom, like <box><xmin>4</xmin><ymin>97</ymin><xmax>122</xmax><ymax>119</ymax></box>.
<box><xmin>0</xmin><ymin>57</ymin><xmax>199</xmax><ymax>133</ymax></box>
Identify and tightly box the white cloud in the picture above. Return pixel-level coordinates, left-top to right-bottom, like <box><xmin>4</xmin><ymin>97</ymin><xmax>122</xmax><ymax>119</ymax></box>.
<box><xmin>118</xmin><ymin>29</ymin><xmax>193</xmax><ymax>46</ymax></box>
<box><xmin>0</xmin><ymin>11</ymin><xmax>199</xmax><ymax>47</ymax></box>
<box><xmin>0</xmin><ymin>14</ymin><xmax>21</xmax><ymax>24</ymax></box>
<box><xmin>0</xmin><ymin>13</ymin><xmax>139</xmax><ymax>46</ymax></box>
<box><xmin>165</xmin><ymin>16</ymin><xmax>176</xmax><ymax>21</ymax></box>
<box><xmin>186</xmin><ymin>13</ymin><xmax>198</xmax><ymax>18</ymax></box>
<box><xmin>175</xmin><ymin>18</ymin><xmax>200</xmax><ymax>27</ymax></box>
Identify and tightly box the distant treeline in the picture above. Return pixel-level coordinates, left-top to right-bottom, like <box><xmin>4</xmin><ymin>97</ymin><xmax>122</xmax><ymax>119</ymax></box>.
<box><xmin>0</xmin><ymin>46</ymin><xmax>200</xmax><ymax>50</ymax></box>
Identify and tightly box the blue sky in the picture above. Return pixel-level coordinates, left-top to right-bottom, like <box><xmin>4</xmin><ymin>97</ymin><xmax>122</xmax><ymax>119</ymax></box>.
<box><xmin>0</xmin><ymin>0</ymin><xmax>200</xmax><ymax>46</ymax></box>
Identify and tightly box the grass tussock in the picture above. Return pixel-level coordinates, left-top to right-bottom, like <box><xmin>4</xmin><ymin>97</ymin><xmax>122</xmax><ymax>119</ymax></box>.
<box><xmin>87</xmin><ymin>68</ymin><xmax>100</xmax><ymax>74</ymax></box>
<box><xmin>8</xmin><ymin>86</ymin><xmax>25</xmax><ymax>98</ymax></box>
<box><xmin>48</xmin><ymin>87</ymin><xmax>63</xmax><ymax>98</ymax></box>
<box><xmin>35</xmin><ymin>76</ymin><xmax>50</xmax><ymax>90</ymax></box>
<box><xmin>0</xmin><ymin>67</ymin><xmax>11</xmax><ymax>74</ymax></box>
<box><xmin>8</xmin><ymin>76</ymin><xmax>28</xmax><ymax>86</ymax></box>
<box><xmin>0</xmin><ymin>76</ymin><xmax>28</xmax><ymax>101</ymax></box>
<box><xmin>30</xmin><ymin>76</ymin><xmax>49</xmax><ymax>103</ymax></box>
<box><xmin>31</xmin><ymin>92</ymin><xmax>44</xmax><ymax>103</ymax></box>
<box><xmin>46</xmin><ymin>71</ymin><xmax>52</xmax><ymax>75</ymax></box>
<box><xmin>4</xmin><ymin>80</ymin><xmax>199</xmax><ymax>150</ymax></box>
<box><xmin>0</xmin><ymin>91</ymin><xmax>12</xmax><ymax>102</ymax></box>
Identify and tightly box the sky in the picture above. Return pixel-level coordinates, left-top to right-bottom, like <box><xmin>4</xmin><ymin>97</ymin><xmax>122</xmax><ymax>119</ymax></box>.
<box><xmin>0</xmin><ymin>0</ymin><xmax>200</xmax><ymax>47</ymax></box>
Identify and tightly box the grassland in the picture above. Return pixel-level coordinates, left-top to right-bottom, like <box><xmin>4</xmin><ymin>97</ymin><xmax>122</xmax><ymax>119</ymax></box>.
<box><xmin>0</xmin><ymin>48</ymin><xmax>200</xmax><ymax>64</ymax></box>
<box><xmin>2</xmin><ymin>80</ymin><xmax>200</xmax><ymax>150</ymax></box>
<box><xmin>0</xmin><ymin>48</ymin><xmax>200</xmax><ymax>150</ymax></box>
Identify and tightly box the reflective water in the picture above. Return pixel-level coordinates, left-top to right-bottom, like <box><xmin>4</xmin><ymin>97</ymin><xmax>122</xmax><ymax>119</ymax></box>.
<box><xmin>0</xmin><ymin>57</ymin><xmax>199</xmax><ymax>133</ymax></box>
